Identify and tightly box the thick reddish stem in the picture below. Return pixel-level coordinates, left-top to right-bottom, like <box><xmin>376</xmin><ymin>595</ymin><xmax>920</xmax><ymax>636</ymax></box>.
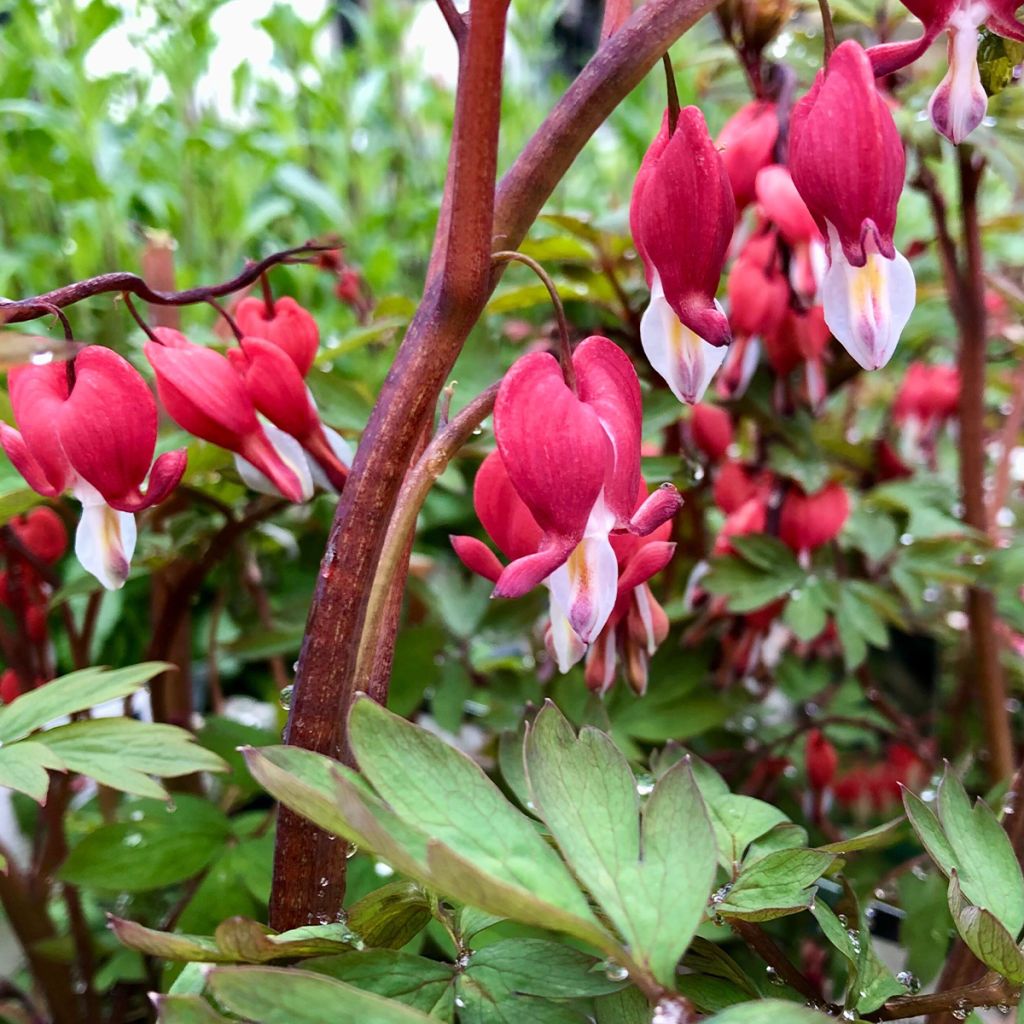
<box><xmin>270</xmin><ymin>0</ymin><xmax>722</xmax><ymax>930</ymax></box>
<box><xmin>955</xmin><ymin>150</ymin><xmax>1014</xmax><ymax>786</ymax></box>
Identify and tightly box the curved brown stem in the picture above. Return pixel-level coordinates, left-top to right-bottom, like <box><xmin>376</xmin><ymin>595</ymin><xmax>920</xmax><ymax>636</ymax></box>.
<box><xmin>0</xmin><ymin>242</ymin><xmax>333</xmax><ymax>326</ymax></box>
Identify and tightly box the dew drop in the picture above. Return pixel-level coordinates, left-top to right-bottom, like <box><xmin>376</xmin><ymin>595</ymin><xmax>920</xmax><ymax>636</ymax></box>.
<box><xmin>374</xmin><ymin>861</ymin><xmax>395</xmax><ymax>878</ymax></box>
<box><xmin>766</xmin><ymin>966</ymin><xmax>784</xmax><ymax>987</ymax></box>
<box><xmin>952</xmin><ymin>998</ymin><xmax>969</xmax><ymax>1020</ymax></box>
<box><xmin>602</xmin><ymin>960</ymin><xmax>629</xmax><ymax>982</ymax></box>
<box><xmin>711</xmin><ymin>884</ymin><xmax>733</xmax><ymax>905</ymax></box>
<box><xmin>635</xmin><ymin>773</ymin><xmax>655</xmax><ymax>796</ymax></box>
<box><xmin>896</xmin><ymin>971</ymin><xmax>920</xmax><ymax>993</ymax></box>
<box><xmin>454</xmin><ymin>996</ymin><xmax>467</xmax><ymax>1008</ymax></box>
<box><xmin>279</xmin><ymin>685</ymin><xmax>294</xmax><ymax>710</ymax></box>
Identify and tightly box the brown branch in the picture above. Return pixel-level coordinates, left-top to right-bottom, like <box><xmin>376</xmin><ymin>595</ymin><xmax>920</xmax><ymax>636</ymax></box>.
<box><xmin>436</xmin><ymin>0</ymin><xmax>467</xmax><ymax>48</ymax></box>
<box><xmin>730</xmin><ymin>920</ymin><xmax>824</xmax><ymax>1005</ymax></box>
<box><xmin>867</xmin><ymin>971</ymin><xmax>1018</xmax><ymax>1021</ymax></box>
<box><xmin>954</xmin><ymin>149</ymin><xmax>1014</xmax><ymax>786</ymax></box>
<box><xmin>354</xmin><ymin>382</ymin><xmax>499</xmax><ymax>696</ymax></box>
<box><xmin>271</xmin><ymin>0</ymin><xmax>725</xmax><ymax>931</ymax></box>
<box><xmin>0</xmin><ymin>242</ymin><xmax>333</xmax><ymax>325</ymax></box>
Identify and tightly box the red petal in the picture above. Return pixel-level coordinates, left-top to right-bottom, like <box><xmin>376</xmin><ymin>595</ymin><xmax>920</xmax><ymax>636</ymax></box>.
<box><xmin>494</xmin><ymin>351</ymin><xmax>608</xmax><ymax>545</ymax></box>
<box><xmin>630</xmin><ymin>107</ymin><xmax>736</xmax><ymax>339</ymax></box>
<box><xmin>145</xmin><ymin>334</ymin><xmax>260</xmax><ymax>452</ymax></box>
<box><xmin>790</xmin><ymin>41</ymin><xmax>905</xmax><ymax>266</ymax></box>
<box><xmin>450</xmin><ymin>535</ymin><xmax>504</xmax><ymax>583</ymax></box>
<box><xmin>717</xmin><ymin>100</ymin><xmax>780</xmax><ymax>211</ymax></box>
<box><xmin>628</xmin><ymin>483</ymin><xmax>684</xmax><ymax>536</ymax></box>
<box><xmin>618</xmin><ymin>539</ymin><xmax>676</xmax><ymax>592</ymax></box>
<box><xmin>572</xmin><ymin>336</ymin><xmax>642</xmax><ymax>527</ymax></box>
<box><xmin>0</xmin><ymin>424</ymin><xmax>64</xmax><ymax>497</ymax></box>
<box><xmin>234</xmin><ymin>296</ymin><xmax>319</xmax><ymax>377</ymax></box>
<box><xmin>57</xmin><ymin>347</ymin><xmax>158</xmax><ymax>507</ymax></box>
<box><xmin>754</xmin><ymin>165</ymin><xmax>822</xmax><ymax>245</ymax></box>
<box><xmin>109</xmin><ymin>449</ymin><xmax>188</xmax><ymax>513</ymax></box>
<box><xmin>6</xmin><ymin>363</ymin><xmax>73</xmax><ymax>493</ymax></box>
<box><xmin>779</xmin><ymin>482</ymin><xmax>850</xmax><ymax>552</ymax></box>
<box><xmin>235</xmin><ymin>336</ymin><xmax>319</xmax><ymax>440</ymax></box>
<box><xmin>472</xmin><ymin>450</ymin><xmax>542</xmax><ymax>561</ymax></box>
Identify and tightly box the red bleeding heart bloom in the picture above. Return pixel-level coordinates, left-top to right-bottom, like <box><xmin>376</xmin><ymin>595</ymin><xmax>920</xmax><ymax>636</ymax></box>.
<box><xmin>717</xmin><ymin>100</ymin><xmax>780</xmax><ymax>211</ymax></box>
<box><xmin>0</xmin><ymin>348</ymin><xmax>187</xmax><ymax>589</ymax></box>
<box><xmin>0</xmin><ymin>668</ymin><xmax>22</xmax><ymax>704</ymax></box>
<box><xmin>144</xmin><ymin>328</ymin><xmax>310</xmax><ymax>503</ymax></box>
<box><xmin>755</xmin><ymin>164</ymin><xmax>826</xmax><ymax>302</ymax></box>
<box><xmin>453</xmin><ymin>339</ymin><xmax>682</xmax><ymax>669</ymax></box>
<box><xmin>869</xmin><ymin>1</ymin><xmax>1024</xmax><ymax>144</ymax></box>
<box><xmin>690</xmin><ymin>404</ymin><xmax>734</xmax><ymax>463</ymax></box>
<box><xmin>227</xmin><ymin>337</ymin><xmax>350</xmax><ymax>491</ymax></box>
<box><xmin>233</xmin><ymin>296</ymin><xmax>319</xmax><ymax>377</ymax></box>
<box><xmin>763</xmin><ymin>305</ymin><xmax>831</xmax><ymax>409</ymax></box>
<box><xmin>894</xmin><ymin>362</ymin><xmax>960</xmax><ymax>425</ymax></box>
<box><xmin>631</xmin><ymin>107</ymin><xmax>736</xmax><ymax>403</ymax></box>
<box><xmin>713</xmin><ymin>494</ymin><xmax>769</xmax><ymax>556</ymax></box>
<box><xmin>491</xmin><ymin>336</ymin><xmax>682</xmax><ymax>644</ymax></box>
<box><xmin>778</xmin><ymin>481</ymin><xmax>850</xmax><ymax>555</ymax></box>
<box><xmin>713</xmin><ymin>460</ymin><xmax>768</xmax><ymax>515</ymax></box>
<box><xmin>805</xmin><ymin>728</ymin><xmax>839</xmax><ymax>791</ymax></box>
<box><xmin>720</xmin><ymin>230</ymin><xmax>791</xmax><ymax>398</ymax></box>
<box><xmin>789</xmin><ymin>41</ymin><xmax>915</xmax><ymax>371</ymax></box>
<box><xmin>10</xmin><ymin>507</ymin><xmax>67</xmax><ymax>565</ymax></box>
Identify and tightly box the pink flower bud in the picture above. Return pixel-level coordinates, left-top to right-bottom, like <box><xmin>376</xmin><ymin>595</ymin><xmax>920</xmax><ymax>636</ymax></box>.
<box><xmin>234</xmin><ymin>296</ymin><xmax>319</xmax><ymax>377</ymax></box>
<box><xmin>778</xmin><ymin>481</ymin><xmax>850</xmax><ymax>553</ymax></box>
<box><xmin>691</xmin><ymin>403</ymin><xmax>734</xmax><ymax>463</ymax></box>
<box><xmin>717</xmin><ymin>101</ymin><xmax>779</xmax><ymax>212</ymax></box>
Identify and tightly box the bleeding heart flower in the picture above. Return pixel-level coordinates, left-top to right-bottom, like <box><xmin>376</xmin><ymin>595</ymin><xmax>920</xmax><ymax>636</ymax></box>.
<box><xmin>893</xmin><ymin>362</ymin><xmax>960</xmax><ymax>461</ymax></box>
<box><xmin>144</xmin><ymin>328</ymin><xmax>311</xmax><ymax>503</ymax></box>
<box><xmin>755</xmin><ymin>164</ymin><xmax>827</xmax><ymax>302</ymax></box>
<box><xmin>805</xmin><ymin>728</ymin><xmax>839</xmax><ymax>791</ymax></box>
<box><xmin>690</xmin><ymin>403</ymin><xmax>734</xmax><ymax>463</ymax></box>
<box><xmin>778</xmin><ymin>481</ymin><xmax>850</xmax><ymax>556</ymax></box>
<box><xmin>631</xmin><ymin>107</ymin><xmax>736</xmax><ymax>404</ymax></box>
<box><xmin>713</xmin><ymin>460</ymin><xmax>769</xmax><ymax>515</ymax></box>
<box><xmin>717</xmin><ymin>100</ymin><xmax>780</xmax><ymax>211</ymax></box>
<box><xmin>790</xmin><ymin>41</ymin><xmax>916</xmax><ymax>371</ymax></box>
<box><xmin>764</xmin><ymin>305</ymin><xmax>832</xmax><ymax>409</ymax></box>
<box><xmin>720</xmin><ymin>230</ymin><xmax>791</xmax><ymax>398</ymax></box>
<box><xmin>868</xmin><ymin>1</ymin><xmax>1024</xmax><ymax>144</ymax></box>
<box><xmin>233</xmin><ymin>296</ymin><xmax>320</xmax><ymax>377</ymax></box>
<box><xmin>10</xmin><ymin>507</ymin><xmax>68</xmax><ymax>565</ymax></box>
<box><xmin>0</xmin><ymin>348</ymin><xmax>187</xmax><ymax>589</ymax></box>
<box><xmin>227</xmin><ymin>337</ymin><xmax>350</xmax><ymax>492</ymax></box>
<box><xmin>492</xmin><ymin>336</ymin><xmax>682</xmax><ymax>644</ymax></box>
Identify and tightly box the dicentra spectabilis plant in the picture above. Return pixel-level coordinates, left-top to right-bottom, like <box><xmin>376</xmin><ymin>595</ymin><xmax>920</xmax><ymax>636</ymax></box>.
<box><xmin>3</xmin><ymin>1</ymin><xmax>1024</xmax><ymax>1021</ymax></box>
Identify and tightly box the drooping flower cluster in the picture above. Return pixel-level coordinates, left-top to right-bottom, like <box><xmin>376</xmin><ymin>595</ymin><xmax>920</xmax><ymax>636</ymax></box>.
<box><xmin>146</xmin><ymin>297</ymin><xmax>350</xmax><ymax>503</ymax></box>
<box><xmin>1</xmin><ymin>348</ymin><xmax>187</xmax><ymax>589</ymax></box>
<box><xmin>0</xmin><ymin>295</ymin><xmax>350</xmax><ymax>589</ymax></box>
<box><xmin>893</xmin><ymin>362</ymin><xmax>961</xmax><ymax>463</ymax></box>
<box><xmin>452</xmin><ymin>336</ymin><xmax>683</xmax><ymax>691</ymax></box>
<box><xmin>0</xmin><ymin>508</ymin><xmax>68</xmax><ymax>681</ymax></box>
<box><xmin>631</xmin><ymin>41</ymin><xmax>918</xmax><ymax>403</ymax></box>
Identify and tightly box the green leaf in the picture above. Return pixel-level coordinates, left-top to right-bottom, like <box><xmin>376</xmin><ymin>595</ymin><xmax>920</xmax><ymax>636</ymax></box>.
<box><xmin>811</xmin><ymin>901</ymin><xmax>859</xmax><ymax>963</ymax></box>
<box><xmin>0</xmin><ymin>740</ymin><xmax>65</xmax><ymax>801</ymax></box>
<box><xmin>467</xmin><ymin>938</ymin><xmax>626</xmax><ymax>998</ymax></box>
<box><xmin>595</xmin><ymin>988</ymin><xmax>650</xmax><ymax>1023</ymax></box>
<box><xmin>244</xmin><ymin>744</ymin><xmax>611</xmax><ymax>951</ymax></box>
<box><xmin>348</xmin><ymin>698</ymin><xmax>601</xmax><ymax>932</ymax></box>
<box><xmin>715</xmin><ymin>850</ymin><xmax>833</xmax><ymax>922</ymax></box>
<box><xmin>346</xmin><ymin>881</ymin><xmax>432</xmax><ymax>950</ymax></box>
<box><xmin>706</xmin><ymin>999</ymin><xmax>834</xmax><ymax>1023</ymax></box>
<box><xmin>110</xmin><ymin>918</ymin><xmax>226</xmax><ymax>962</ymax></box>
<box><xmin>730</xmin><ymin>535</ymin><xmax>801</xmax><ymax>575</ymax></box>
<box><xmin>61</xmin><ymin>812</ymin><xmax>228</xmax><ymax>892</ymax></box>
<box><xmin>0</xmin><ymin>662</ymin><xmax>170</xmax><ymax>743</ymax></box>
<box><xmin>936</xmin><ymin>767</ymin><xmax>1024</xmax><ymax>937</ymax></box>
<box><xmin>817</xmin><ymin>818</ymin><xmax>904</xmax><ymax>854</ymax></box>
<box><xmin>154</xmin><ymin>995</ymin><xmax>233</xmax><ymax>1024</ymax></box>
<box><xmin>207</xmin><ymin>966</ymin><xmax>435</xmax><ymax>1023</ymax></box>
<box><xmin>903</xmin><ymin>790</ymin><xmax>958</xmax><ymax>874</ymax></box>
<box><xmin>947</xmin><ymin>871</ymin><xmax>1024</xmax><ymax>981</ymax></box>
<box><xmin>710</xmin><ymin>795</ymin><xmax>789</xmax><ymax>869</ymax></box>
<box><xmin>305</xmin><ymin>950</ymin><xmax>454</xmax><ymax>1017</ymax></box>
<box><xmin>676</xmin><ymin>975</ymin><xmax>752</xmax><ymax>1013</ymax></box>
<box><xmin>41</xmin><ymin>718</ymin><xmax>227</xmax><ymax>798</ymax></box>
<box><xmin>524</xmin><ymin>704</ymin><xmax>717</xmax><ymax>986</ymax></box>
<box><xmin>782</xmin><ymin>582</ymin><xmax>829</xmax><ymax>643</ymax></box>
<box><xmin>702</xmin><ymin>555</ymin><xmax>803</xmax><ymax>614</ymax></box>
